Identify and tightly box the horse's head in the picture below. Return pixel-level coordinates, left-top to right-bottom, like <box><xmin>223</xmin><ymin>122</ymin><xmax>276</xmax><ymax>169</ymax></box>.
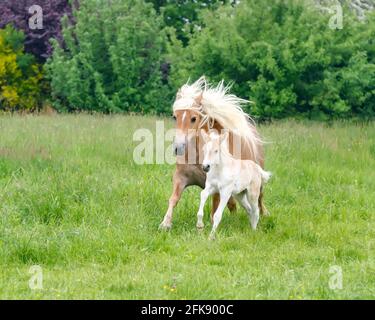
<box><xmin>172</xmin><ymin>93</ymin><xmax>203</xmax><ymax>156</ymax></box>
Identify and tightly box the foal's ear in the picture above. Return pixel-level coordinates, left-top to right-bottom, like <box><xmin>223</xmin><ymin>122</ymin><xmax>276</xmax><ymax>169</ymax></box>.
<box><xmin>201</xmin><ymin>129</ymin><xmax>209</xmax><ymax>143</ymax></box>
<box><xmin>220</xmin><ymin>131</ymin><xmax>229</xmax><ymax>145</ymax></box>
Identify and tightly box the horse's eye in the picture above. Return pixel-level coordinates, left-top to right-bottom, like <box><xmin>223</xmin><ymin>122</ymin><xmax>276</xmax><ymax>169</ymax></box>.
<box><xmin>173</xmin><ymin>115</ymin><xmax>176</xmax><ymax>121</ymax></box>
<box><xmin>191</xmin><ymin>117</ymin><xmax>196</xmax><ymax>123</ymax></box>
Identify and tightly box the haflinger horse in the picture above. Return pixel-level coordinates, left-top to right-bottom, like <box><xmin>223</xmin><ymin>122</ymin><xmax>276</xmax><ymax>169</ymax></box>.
<box><xmin>159</xmin><ymin>76</ymin><xmax>267</xmax><ymax>231</ymax></box>
<box><xmin>198</xmin><ymin>130</ymin><xmax>271</xmax><ymax>240</ymax></box>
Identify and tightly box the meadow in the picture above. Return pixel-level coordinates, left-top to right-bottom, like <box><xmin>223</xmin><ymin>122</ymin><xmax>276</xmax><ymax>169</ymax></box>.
<box><xmin>0</xmin><ymin>114</ymin><xmax>374</xmax><ymax>299</ymax></box>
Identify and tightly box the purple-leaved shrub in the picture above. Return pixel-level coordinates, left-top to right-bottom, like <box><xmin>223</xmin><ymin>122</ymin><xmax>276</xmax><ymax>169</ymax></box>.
<box><xmin>0</xmin><ymin>0</ymin><xmax>75</xmax><ymax>61</ymax></box>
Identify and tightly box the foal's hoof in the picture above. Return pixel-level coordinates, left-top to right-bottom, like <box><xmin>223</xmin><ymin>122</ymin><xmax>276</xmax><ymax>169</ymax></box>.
<box><xmin>208</xmin><ymin>233</ymin><xmax>216</xmax><ymax>241</ymax></box>
<box><xmin>159</xmin><ymin>222</ymin><xmax>172</xmax><ymax>231</ymax></box>
<box><xmin>250</xmin><ymin>221</ymin><xmax>259</xmax><ymax>230</ymax></box>
<box><xmin>196</xmin><ymin>222</ymin><xmax>204</xmax><ymax>231</ymax></box>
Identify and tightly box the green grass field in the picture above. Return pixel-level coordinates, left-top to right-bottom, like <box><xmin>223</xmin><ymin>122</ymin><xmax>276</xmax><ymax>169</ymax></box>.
<box><xmin>0</xmin><ymin>114</ymin><xmax>374</xmax><ymax>299</ymax></box>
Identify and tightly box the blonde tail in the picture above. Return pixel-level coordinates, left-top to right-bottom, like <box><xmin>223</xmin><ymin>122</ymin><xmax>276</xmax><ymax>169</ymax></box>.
<box><xmin>259</xmin><ymin>166</ymin><xmax>272</xmax><ymax>184</ymax></box>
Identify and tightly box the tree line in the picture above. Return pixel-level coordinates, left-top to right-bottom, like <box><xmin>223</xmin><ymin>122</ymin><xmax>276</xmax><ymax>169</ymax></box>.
<box><xmin>1</xmin><ymin>0</ymin><xmax>374</xmax><ymax>119</ymax></box>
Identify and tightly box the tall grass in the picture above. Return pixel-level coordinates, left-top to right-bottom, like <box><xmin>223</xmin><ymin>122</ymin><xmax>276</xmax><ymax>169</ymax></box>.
<box><xmin>0</xmin><ymin>115</ymin><xmax>374</xmax><ymax>299</ymax></box>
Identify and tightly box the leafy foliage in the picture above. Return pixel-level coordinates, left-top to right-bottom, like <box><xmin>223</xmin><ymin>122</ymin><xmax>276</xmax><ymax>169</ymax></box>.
<box><xmin>0</xmin><ymin>0</ymin><xmax>74</xmax><ymax>61</ymax></box>
<box><xmin>146</xmin><ymin>0</ymin><xmax>235</xmax><ymax>44</ymax></box>
<box><xmin>167</xmin><ymin>0</ymin><xmax>375</xmax><ymax>119</ymax></box>
<box><xmin>46</xmin><ymin>0</ymin><xmax>171</xmax><ymax>113</ymax></box>
<box><xmin>0</xmin><ymin>25</ymin><xmax>43</xmax><ymax>111</ymax></box>
<box><xmin>7</xmin><ymin>0</ymin><xmax>374</xmax><ymax>118</ymax></box>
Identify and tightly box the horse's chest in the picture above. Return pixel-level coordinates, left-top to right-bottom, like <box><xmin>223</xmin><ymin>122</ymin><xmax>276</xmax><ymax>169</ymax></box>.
<box><xmin>180</xmin><ymin>164</ymin><xmax>206</xmax><ymax>188</ymax></box>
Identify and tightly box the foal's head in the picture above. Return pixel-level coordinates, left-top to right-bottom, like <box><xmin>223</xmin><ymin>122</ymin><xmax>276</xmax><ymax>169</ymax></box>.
<box><xmin>172</xmin><ymin>93</ymin><xmax>203</xmax><ymax>156</ymax></box>
<box><xmin>201</xmin><ymin>131</ymin><xmax>229</xmax><ymax>173</ymax></box>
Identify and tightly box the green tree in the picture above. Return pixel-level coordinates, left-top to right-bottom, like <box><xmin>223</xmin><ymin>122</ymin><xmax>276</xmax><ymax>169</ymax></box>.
<box><xmin>47</xmin><ymin>0</ymin><xmax>171</xmax><ymax>113</ymax></box>
<box><xmin>168</xmin><ymin>0</ymin><xmax>375</xmax><ymax>119</ymax></box>
<box><xmin>147</xmin><ymin>1</ymin><xmax>236</xmax><ymax>44</ymax></box>
<box><xmin>0</xmin><ymin>25</ymin><xmax>43</xmax><ymax>111</ymax></box>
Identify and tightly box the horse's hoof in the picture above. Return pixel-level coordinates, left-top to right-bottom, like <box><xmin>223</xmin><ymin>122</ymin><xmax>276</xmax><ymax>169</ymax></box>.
<box><xmin>159</xmin><ymin>222</ymin><xmax>172</xmax><ymax>231</ymax></box>
<box><xmin>262</xmin><ymin>209</ymin><xmax>270</xmax><ymax>217</ymax></box>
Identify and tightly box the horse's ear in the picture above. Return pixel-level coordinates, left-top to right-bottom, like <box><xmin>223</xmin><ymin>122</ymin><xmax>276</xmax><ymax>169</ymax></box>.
<box><xmin>194</xmin><ymin>92</ymin><xmax>203</xmax><ymax>106</ymax></box>
<box><xmin>201</xmin><ymin>129</ymin><xmax>209</xmax><ymax>143</ymax></box>
<box><xmin>176</xmin><ymin>89</ymin><xmax>182</xmax><ymax>100</ymax></box>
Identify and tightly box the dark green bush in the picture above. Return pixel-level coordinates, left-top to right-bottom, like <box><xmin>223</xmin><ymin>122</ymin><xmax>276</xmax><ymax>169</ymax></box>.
<box><xmin>46</xmin><ymin>0</ymin><xmax>375</xmax><ymax>119</ymax></box>
<box><xmin>0</xmin><ymin>25</ymin><xmax>44</xmax><ymax>111</ymax></box>
<box><xmin>47</xmin><ymin>0</ymin><xmax>172</xmax><ymax>113</ymax></box>
<box><xmin>167</xmin><ymin>0</ymin><xmax>375</xmax><ymax>119</ymax></box>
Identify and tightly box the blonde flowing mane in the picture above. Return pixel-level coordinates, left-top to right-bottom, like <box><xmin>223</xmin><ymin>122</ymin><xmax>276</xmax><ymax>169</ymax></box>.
<box><xmin>173</xmin><ymin>76</ymin><xmax>263</xmax><ymax>163</ymax></box>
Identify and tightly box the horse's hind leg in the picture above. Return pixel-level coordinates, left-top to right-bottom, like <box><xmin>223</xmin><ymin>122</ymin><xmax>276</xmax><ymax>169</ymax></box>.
<box><xmin>211</xmin><ymin>194</ymin><xmax>236</xmax><ymax>224</ymax></box>
<box><xmin>259</xmin><ymin>186</ymin><xmax>269</xmax><ymax>216</ymax></box>
<box><xmin>227</xmin><ymin>196</ymin><xmax>237</xmax><ymax>213</ymax></box>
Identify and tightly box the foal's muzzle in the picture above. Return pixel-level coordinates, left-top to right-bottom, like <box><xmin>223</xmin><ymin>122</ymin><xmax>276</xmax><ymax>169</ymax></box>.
<box><xmin>202</xmin><ymin>164</ymin><xmax>210</xmax><ymax>173</ymax></box>
<box><xmin>173</xmin><ymin>143</ymin><xmax>186</xmax><ymax>156</ymax></box>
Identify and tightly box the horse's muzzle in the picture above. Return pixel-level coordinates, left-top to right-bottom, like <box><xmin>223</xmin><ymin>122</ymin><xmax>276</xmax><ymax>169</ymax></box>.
<box><xmin>174</xmin><ymin>143</ymin><xmax>185</xmax><ymax>156</ymax></box>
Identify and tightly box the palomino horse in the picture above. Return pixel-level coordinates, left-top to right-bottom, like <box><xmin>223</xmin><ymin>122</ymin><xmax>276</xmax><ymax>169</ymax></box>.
<box><xmin>159</xmin><ymin>77</ymin><xmax>267</xmax><ymax>230</ymax></box>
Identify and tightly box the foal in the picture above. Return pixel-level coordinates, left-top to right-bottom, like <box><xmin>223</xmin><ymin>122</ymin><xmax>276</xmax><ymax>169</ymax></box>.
<box><xmin>196</xmin><ymin>131</ymin><xmax>271</xmax><ymax>239</ymax></box>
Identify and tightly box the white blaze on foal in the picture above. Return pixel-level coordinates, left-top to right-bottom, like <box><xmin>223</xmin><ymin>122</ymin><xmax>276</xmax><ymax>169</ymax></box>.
<box><xmin>197</xmin><ymin>131</ymin><xmax>271</xmax><ymax>239</ymax></box>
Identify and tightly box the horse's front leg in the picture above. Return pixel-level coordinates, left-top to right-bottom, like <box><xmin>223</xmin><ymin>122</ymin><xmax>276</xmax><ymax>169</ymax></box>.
<box><xmin>159</xmin><ymin>171</ymin><xmax>186</xmax><ymax>230</ymax></box>
<box><xmin>196</xmin><ymin>187</ymin><xmax>212</xmax><ymax>230</ymax></box>
<box><xmin>209</xmin><ymin>190</ymin><xmax>231</xmax><ymax>240</ymax></box>
<box><xmin>211</xmin><ymin>193</ymin><xmax>220</xmax><ymax>224</ymax></box>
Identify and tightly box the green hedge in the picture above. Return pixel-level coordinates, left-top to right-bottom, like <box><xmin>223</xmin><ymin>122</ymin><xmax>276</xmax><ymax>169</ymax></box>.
<box><xmin>168</xmin><ymin>0</ymin><xmax>375</xmax><ymax>119</ymax></box>
<box><xmin>46</xmin><ymin>0</ymin><xmax>375</xmax><ymax>119</ymax></box>
<box><xmin>47</xmin><ymin>0</ymin><xmax>171</xmax><ymax>113</ymax></box>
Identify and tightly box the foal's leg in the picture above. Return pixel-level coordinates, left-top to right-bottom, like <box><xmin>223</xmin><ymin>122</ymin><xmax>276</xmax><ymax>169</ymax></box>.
<box><xmin>233</xmin><ymin>191</ymin><xmax>250</xmax><ymax>212</ymax></box>
<box><xmin>159</xmin><ymin>171</ymin><xmax>186</xmax><ymax>230</ymax></box>
<box><xmin>211</xmin><ymin>194</ymin><xmax>237</xmax><ymax>224</ymax></box>
<box><xmin>209</xmin><ymin>190</ymin><xmax>231</xmax><ymax>240</ymax></box>
<box><xmin>234</xmin><ymin>191</ymin><xmax>256</xmax><ymax>229</ymax></box>
<box><xmin>196</xmin><ymin>187</ymin><xmax>212</xmax><ymax>230</ymax></box>
<box><xmin>246</xmin><ymin>187</ymin><xmax>260</xmax><ymax>230</ymax></box>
